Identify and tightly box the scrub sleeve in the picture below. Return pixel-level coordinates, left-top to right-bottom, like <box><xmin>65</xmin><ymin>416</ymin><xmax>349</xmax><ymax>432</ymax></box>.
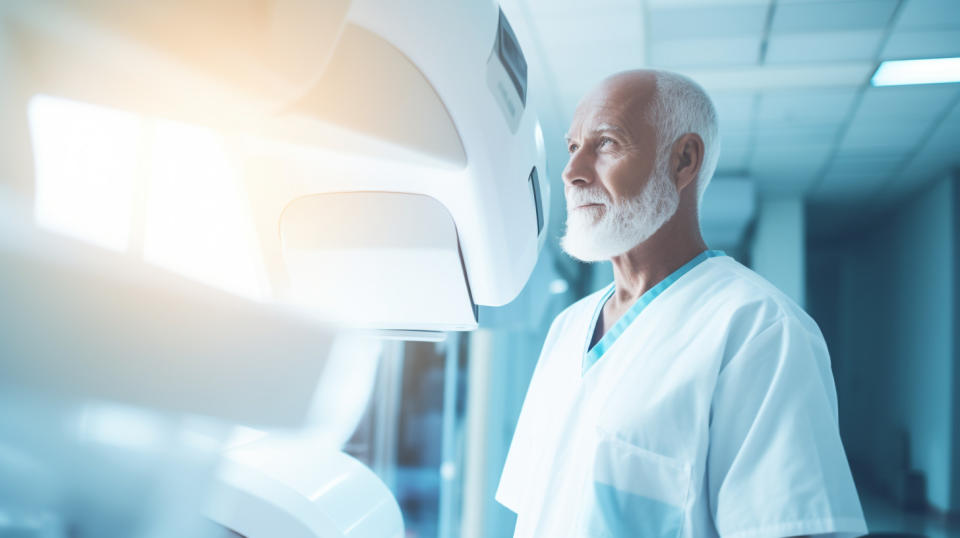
<box><xmin>707</xmin><ymin>316</ymin><xmax>867</xmax><ymax>538</ymax></box>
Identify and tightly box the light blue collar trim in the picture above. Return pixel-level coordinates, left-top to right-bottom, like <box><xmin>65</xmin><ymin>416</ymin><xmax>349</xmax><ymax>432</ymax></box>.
<box><xmin>582</xmin><ymin>250</ymin><xmax>725</xmax><ymax>375</ymax></box>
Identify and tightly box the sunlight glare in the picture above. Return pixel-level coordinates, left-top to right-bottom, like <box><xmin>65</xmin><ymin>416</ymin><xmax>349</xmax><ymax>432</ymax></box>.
<box><xmin>29</xmin><ymin>95</ymin><xmax>139</xmax><ymax>251</ymax></box>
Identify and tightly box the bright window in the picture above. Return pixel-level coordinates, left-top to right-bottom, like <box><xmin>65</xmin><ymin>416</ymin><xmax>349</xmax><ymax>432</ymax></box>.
<box><xmin>28</xmin><ymin>95</ymin><xmax>269</xmax><ymax>301</ymax></box>
<box><xmin>29</xmin><ymin>95</ymin><xmax>140</xmax><ymax>252</ymax></box>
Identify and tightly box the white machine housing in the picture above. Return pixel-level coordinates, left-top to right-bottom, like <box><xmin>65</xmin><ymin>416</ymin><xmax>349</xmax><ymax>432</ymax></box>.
<box><xmin>277</xmin><ymin>0</ymin><xmax>550</xmax><ymax>331</ymax></box>
<box><xmin>208</xmin><ymin>441</ymin><xmax>403</xmax><ymax>538</ymax></box>
<box><xmin>0</xmin><ymin>2</ymin><xmax>548</xmax><ymax>537</ymax></box>
<box><xmin>0</xmin><ymin>0</ymin><xmax>549</xmax><ymax>333</ymax></box>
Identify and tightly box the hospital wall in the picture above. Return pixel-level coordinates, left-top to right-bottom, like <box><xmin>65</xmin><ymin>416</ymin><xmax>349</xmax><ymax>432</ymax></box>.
<box><xmin>807</xmin><ymin>172</ymin><xmax>959</xmax><ymax>513</ymax></box>
<box><xmin>751</xmin><ymin>196</ymin><xmax>806</xmax><ymax>307</ymax></box>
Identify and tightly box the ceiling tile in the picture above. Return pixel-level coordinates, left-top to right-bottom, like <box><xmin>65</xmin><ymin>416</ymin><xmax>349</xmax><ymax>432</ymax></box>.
<box><xmin>649</xmin><ymin>37</ymin><xmax>761</xmax><ymax>67</ymax></box>
<box><xmin>765</xmin><ymin>30</ymin><xmax>884</xmax><ymax>63</ymax></box>
<box><xmin>811</xmin><ymin>173</ymin><xmax>887</xmax><ymax>202</ymax></box>
<box><xmin>712</xmin><ymin>92</ymin><xmax>757</xmax><ymax>127</ymax></box>
<box><xmin>812</xmin><ymin>158</ymin><xmax>899</xmax><ymax>201</ymax></box>
<box><xmin>749</xmin><ymin>141</ymin><xmax>832</xmax><ymax>189</ymax></box>
<box><xmin>675</xmin><ymin>63</ymin><xmax>874</xmax><ymax>92</ymax></box>
<box><xmin>770</xmin><ymin>0</ymin><xmax>898</xmax><ymax>34</ymax></box>
<box><xmin>893</xmin><ymin>0</ymin><xmax>960</xmax><ymax>30</ymax></box>
<box><xmin>754</xmin><ymin>124</ymin><xmax>841</xmax><ymax>145</ymax></box>
<box><xmin>750</xmin><ymin>141</ymin><xmax>834</xmax><ymax>165</ymax></box>
<box><xmin>851</xmin><ymin>85</ymin><xmax>960</xmax><ymax>123</ymax></box>
<box><xmin>840</xmin><ymin>119</ymin><xmax>934</xmax><ymax>152</ymax></box>
<box><xmin>834</xmin><ymin>147</ymin><xmax>913</xmax><ymax>164</ymax></box>
<box><xmin>827</xmin><ymin>154</ymin><xmax>905</xmax><ymax>176</ymax></box>
<box><xmin>647</xmin><ymin>5</ymin><xmax>769</xmax><ymax>41</ymax></box>
<box><xmin>912</xmin><ymin>116</ymin><xmax>960</xmax><ymax>173</ymax></box>
<box><xmin>523</xmin><ymin>0</ymin><xmax>639</xmax><ymax>17</ymax></box>
<box><xmin>884</xmin><ymin>141</ymin><xmax>959</xmax><ymax>202</ymax></box>
<box><xmin>533</xmin><ymin>11</ymin><xmax>643</xmax><ymax>43</ymax></box>
<box><xmin>881</xmin><ymin>29</ymin><xmax>960</xmax><ymax>59</ymax></box>
<box><xmin>756</xmin><ymin>87</ymin><xmax>859</xmax><ymax>125</ymax></box>
<box><xmin>543</xmin><ymin>38</ymin><xmax>646</xmax><ymax>109</ymax></box>
<box><xmin>647</xmin><ymin>0</ymin><xmax>770</xmax><ymax>6</ymax></box>
<box><xmin>931</xmin><ymin>99</ymin><xmax>960</xmax><ymax>137</ymax></box>
<box><xmin>752</xmin><ymin>171</ymin><xmax>821</xmax><ymax>194</ymax></box>
<box><xmin>912</xmin><ymin>135</ymin><xmax>960</xmax><ymax>169</ymax></box>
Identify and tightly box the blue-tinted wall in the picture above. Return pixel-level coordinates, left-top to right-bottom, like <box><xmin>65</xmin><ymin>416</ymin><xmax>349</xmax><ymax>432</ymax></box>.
<box><xmin>808</xmin><ymin>174</ymin><xmax>958</xmax><ymax>512</ymax></box>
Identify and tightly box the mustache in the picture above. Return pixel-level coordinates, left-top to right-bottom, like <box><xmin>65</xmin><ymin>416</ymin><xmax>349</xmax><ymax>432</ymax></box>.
<box><xmin>565</xmin><ymin>188</ymin><xmax>610</xmax><ymax>207</ymax></box>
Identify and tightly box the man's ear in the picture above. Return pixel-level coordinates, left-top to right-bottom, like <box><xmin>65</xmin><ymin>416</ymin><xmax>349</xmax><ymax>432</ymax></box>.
<box><xmin>671</xmin><ymin>133</ymin><xmax>704</xmax><ymax>194</ymax></box>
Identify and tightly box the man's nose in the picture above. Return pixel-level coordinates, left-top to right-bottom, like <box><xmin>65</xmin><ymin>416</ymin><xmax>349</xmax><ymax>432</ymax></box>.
<box><xmin>562</xmin><ymin>149</ymin><xmax>594</xmax><ymax>187</ymax></box>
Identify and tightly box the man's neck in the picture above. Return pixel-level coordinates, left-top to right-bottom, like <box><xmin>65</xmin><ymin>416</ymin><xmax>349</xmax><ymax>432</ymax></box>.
<box><xmin>607</xmin><ymin>217</ymin><xmax>708</xmax><ymax>310</ymax></box>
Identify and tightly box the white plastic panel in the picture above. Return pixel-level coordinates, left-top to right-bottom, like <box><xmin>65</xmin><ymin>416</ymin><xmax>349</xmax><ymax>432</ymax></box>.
<box><xmin>208</xmin><ymin>446</ymin><xmax>403</xmax><ymax>538</ymax></box>
<box><xmin>281</xmin><ymin>192</ymin><xmax>477</xmax><ymax>331</ymax></box>
<box><xmin>0</xmin><ymin>209</ymin><xmax>333</xmax><ymax>428</ymax></box>
<box><xmin>289</xmin><ymin>24</ymin><xmax>466</xmax><ymax>169</ymax></box>
<box><xmin>3</xmin><ymin>0</ymin><xmax>549</xmax><ymax>323</ymax></box>
<box><xmin>346</xmin><ymin>0</ymin><xmax>547</xmax><ymax>307</ymax></box>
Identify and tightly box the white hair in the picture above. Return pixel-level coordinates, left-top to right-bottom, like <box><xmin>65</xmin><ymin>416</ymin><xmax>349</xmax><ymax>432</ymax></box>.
<box><xmin>647</xmin><ymin>71</ymin><xmax>720</xmax><ymax>203</ymax></box>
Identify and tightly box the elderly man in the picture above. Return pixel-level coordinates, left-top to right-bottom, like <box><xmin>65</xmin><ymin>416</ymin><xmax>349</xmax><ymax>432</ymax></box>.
<box><xmin>495</xmin><ymin>70</ymin><xmax>867</xmax><ymax>538</ymax></box>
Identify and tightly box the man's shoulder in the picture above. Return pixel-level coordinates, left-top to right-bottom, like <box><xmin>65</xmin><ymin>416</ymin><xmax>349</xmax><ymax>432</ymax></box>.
<box><xmin>701</xmin><ymin>256</ymin><xmax>815</xmax><ymax>328</ymax></box>
<box><xmin>698</xmin><ymin>257</ymin><xmax>826</xmax><ymax>365</ymax></box>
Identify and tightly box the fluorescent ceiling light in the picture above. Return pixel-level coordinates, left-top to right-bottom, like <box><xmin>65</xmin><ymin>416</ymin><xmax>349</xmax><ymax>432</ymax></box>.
<box><xmin>871</xmin><ymin>57</ymin><xmax>960</xmax><ymax>86</ymax></box>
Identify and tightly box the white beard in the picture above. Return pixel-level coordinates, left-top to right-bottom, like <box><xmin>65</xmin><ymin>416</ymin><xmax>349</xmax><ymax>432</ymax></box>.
<box><xmin>561</xmin><ymin>162</ymin><xmax>679</xmax><ymax>262</ymax></box>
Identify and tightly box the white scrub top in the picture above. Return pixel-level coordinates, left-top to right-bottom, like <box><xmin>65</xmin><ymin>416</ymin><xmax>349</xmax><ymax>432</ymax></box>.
<box><xmin>496</xmin><ymin>251</ymin><xmax>867</xmax><ymax>538</ymax></box>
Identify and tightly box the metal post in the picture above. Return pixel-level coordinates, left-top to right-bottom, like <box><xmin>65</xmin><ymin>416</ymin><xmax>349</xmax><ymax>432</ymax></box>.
<box><xmin>437</xmin><ymin>332</ymin><xmax>461</xmax><ymax>538</ymax></box>
<box><xmin>372</xmin><ymin>339</ymin><xmax>404</xmax><ymax>491</ymax></box>
<box><xmin>461</xmin><ymin>330</ymin><xmax>494</xmax><ymax>538</ymax></box>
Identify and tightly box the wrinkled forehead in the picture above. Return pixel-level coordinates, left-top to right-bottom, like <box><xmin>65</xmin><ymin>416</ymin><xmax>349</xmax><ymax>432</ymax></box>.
<box><xmin>567</xmin><ymin>81</ymin><xmax>657</xmax><ymax>141</ymax></box>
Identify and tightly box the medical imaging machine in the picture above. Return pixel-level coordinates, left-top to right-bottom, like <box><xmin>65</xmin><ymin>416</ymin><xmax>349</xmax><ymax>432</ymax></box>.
<box><xmin>0</xmin><ymin>1</ymin><xmax>546</xmax><ymax>537</ymax></box>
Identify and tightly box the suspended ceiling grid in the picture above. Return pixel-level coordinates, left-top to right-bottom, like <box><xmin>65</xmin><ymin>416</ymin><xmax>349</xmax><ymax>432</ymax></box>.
<box><xmin>512</xmin><ymin>0</ymin><xmax>960</xmax><ymax>240</ymax></box>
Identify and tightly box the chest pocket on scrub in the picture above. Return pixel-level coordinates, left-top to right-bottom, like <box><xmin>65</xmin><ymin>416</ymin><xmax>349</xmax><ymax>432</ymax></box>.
<box><xmin>579</xmin><ymin>428</ymin><xmax>692</xmax><ymax>538</ymax></box>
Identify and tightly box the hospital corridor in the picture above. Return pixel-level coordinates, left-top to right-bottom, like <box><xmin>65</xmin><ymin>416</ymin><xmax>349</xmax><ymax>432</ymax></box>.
<box><xmin>1</xmin><ymin>1</ymin><xmax>959</xmax><ymax>537</ymax></box>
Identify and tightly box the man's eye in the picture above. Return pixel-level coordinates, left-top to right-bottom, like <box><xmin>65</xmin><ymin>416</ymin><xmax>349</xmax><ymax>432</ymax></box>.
<box><xmin>598</xmin><ymin>137</ymin><xmax>614</xmax><ymax>148</ymax></box>
<box><xmin>568</xmin><ymin>143</ymin><xmax>579</xmax><ymax>153</ymax></box>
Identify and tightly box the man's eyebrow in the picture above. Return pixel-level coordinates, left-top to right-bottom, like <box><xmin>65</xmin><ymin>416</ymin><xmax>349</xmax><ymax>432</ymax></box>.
<box><xmin>592</xmin><ymin>123</ymin><xmax>627</xmax><ymax>136</ymax></box>
<box><xmin>565</xmin><ymin>123</ymin><xmax>626</xmax><ymax>143</ymax></box>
